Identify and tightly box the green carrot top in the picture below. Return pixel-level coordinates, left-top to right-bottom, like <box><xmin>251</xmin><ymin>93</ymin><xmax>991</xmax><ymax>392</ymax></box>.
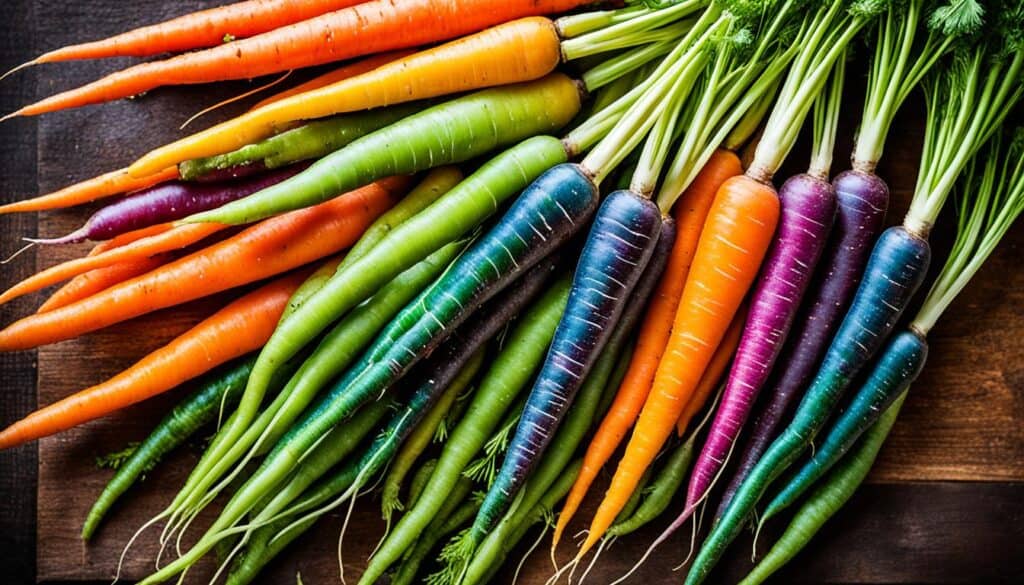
<box><xmin>807</xmin><ymin>49</ymin><xmax>846</xmax><ymax>179</ymax></box>
<box><xmin>911</xmin><ymin>129</ymin><xmax>1024</xmax><ymax>334</ymax></box>
<box><xmin>851</xmin><ymin>0</ymin><xmax>985</xmax><ymax>171</ymax></box>
<box><xmin>904</xmin><ymin>10</ymin><xmax>1024</xmax><ymax>236</ymax></box>
<box><xmin>746</xmin><ymin>0</ymin><xmax>891</xmax><ymax>184</ymax></box>
<box><xmin>573</xmin><ymin>4</ymin><xmax>732</xmax><ymax>183</ymax></box>
<box><xmin>651</xmin><ymin>0</ymin><xmax>805</xmax><ymax>211</ymax></box>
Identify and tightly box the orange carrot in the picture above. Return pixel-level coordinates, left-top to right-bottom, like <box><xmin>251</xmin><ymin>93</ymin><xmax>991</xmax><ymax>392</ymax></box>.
<box><xmin>578</xmin><ymin>174</ymin><xmax>779</xmax><ymax>557</ymax></box>
<box><xmin>551</xmin><ymin>149</ymin><xmax>741</xmax><ymax>548</ymax></box>
<box><xmin>11</xmin><ymin>0</ymin><xmax>590</xmax><ymax>118</ymax></box>
<box><xmin>28</xmin><ymin>0</ymin><xmax>366</xmax><ymax>64</ymax></box>
<box><xmin>250</xmin><ymin>51</ymin><xmax>412</xmax><ymax>110</ymax></box>
<box><xmin>676</xmin><ymin>303</ymin><xmax>746</xmax><ymax>436</ymax></box>
<box><xmin>0</xmin><ymin>268</ymin><xmax>313</xmax><ymax>450</ymax></box>
<box><xmin>93</xmin><ymin>223</ymin><xmax>175</xmax><ymax>253</ymax></box>
<box><xmin>0</xmin><ymin>166</ymin><xmax>178</xmax><ymax>215</ymax></box>
<box><xmin>0</xmin><ymin>223</ymin><xmax>226</xmax><ymax>306</ymax></box>
<box><xmin>0</xmin><ymin>176</ymin><xmax>407</xmax><ymax>351</ymax></box>
<box><xmin>36</xmin><ymin>255</ymin><xmax>170</xmax><ymax>313</ymax></box>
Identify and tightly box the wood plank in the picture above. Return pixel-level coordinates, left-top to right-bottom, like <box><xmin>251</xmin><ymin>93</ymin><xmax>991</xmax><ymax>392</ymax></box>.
<box><xmin>4</xmin><ymin>0</ymin><xmax>1021</xmax><ymax>583</ymax></box>
<box><xmin>0</xmin><ymin>0</ymin><xmax>39</xmax><ymax>581</ymax></box>
<box><xmin>34</xmin><ymin>482</ymin><xmax>1024</xmax><ymax>584</ymax></box>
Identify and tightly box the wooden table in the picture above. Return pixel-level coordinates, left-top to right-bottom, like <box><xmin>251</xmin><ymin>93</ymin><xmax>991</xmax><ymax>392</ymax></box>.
<box><xmin>1</xmin><ymin>2</ymin><xmax>1023</xmax><ymax>584</ymax></box>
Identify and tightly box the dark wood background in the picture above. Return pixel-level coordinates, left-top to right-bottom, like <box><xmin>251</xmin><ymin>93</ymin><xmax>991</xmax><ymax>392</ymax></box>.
<box><xmin>1</xmin><ymin>2</ymin><xmax>1023</xmax><ymax>584</ymax></box>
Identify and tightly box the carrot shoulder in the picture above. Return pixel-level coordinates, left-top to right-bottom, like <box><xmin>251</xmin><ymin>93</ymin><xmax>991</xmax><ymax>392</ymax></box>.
<box><xmin>0</xmin><ymin>176</ymin><xmax>407</xmax><ymax>351</ymax></box>
<box><xmin>0</xmin><ymin>269</ymin><xmax>312</xmax><ymax>450</ymax></box>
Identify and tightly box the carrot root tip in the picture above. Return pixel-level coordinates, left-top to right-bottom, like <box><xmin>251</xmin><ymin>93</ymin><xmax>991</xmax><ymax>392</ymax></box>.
<box><xmin>0</xmin><ymin>58</ymin><xmax>37</xmax><ymax>83</ymax></box>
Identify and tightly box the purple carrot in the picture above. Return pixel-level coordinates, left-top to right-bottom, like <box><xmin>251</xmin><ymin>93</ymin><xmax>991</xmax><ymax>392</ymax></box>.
<box><xmin>683</xmin><ymin>173</ymin><xmax>836</xmax><ymax>511</ymax></box>
<box><xmin>716</xmin><ymin>168</ymin><xmax>887</xmax><ymax>517</ymax></box>
<box><xmin>31</xmin><ymin>164</ymin><xmax>306</xmax><ymax>244</ymax></box>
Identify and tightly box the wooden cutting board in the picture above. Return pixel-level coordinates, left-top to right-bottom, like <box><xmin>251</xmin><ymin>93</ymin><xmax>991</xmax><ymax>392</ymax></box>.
<box><xmin>18</xmin><ymin>2</ymin><xmax>1024</xmax><ymax>584</ymax></box>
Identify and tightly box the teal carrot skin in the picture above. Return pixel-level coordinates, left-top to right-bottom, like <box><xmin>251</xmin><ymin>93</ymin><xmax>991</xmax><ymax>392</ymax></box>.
<box><xmin>738</xmin><ymin>393</ymin><xmax>907</xmax><ymax>585</ymax></box>
<box><xmin>470</xmin><ymin>189</ymin><xmax>663</xmax><ymax>544</ymax></box>
<box><xmin>183</xmin><ymin>74</ymin><xmax>583</xmax><ymax>225</ymax></box>
<box><xmin>250</xmin><ymin>398</ymin><xmax>394</xmax><ymax>524</ymax></box>
<box><xmin>82</xmin><ymin>357</ymin><xmax>254</xmax><ymax>540</ymax></box>
<box><xmin>608</xmin><ymin>431</ymin><xmax>698</xmax><ymax>538</ymax></box>
<box><xmin>178</xmin><ymin>103</ymin><xmax>424</xmax><ymax>181</ymax></box>
<box><xmin>391</xmin><ymin>478</ymin><xmax>476</xmax><ymax>585</ymax></box>
<box><xmin>166</xmin><ymin>242</ymin><xmax>462</xmax><ymax>521</ymax></box>
<box><xmin>253</xmin><ymin>163</ymin><xmax>599</xmax><ymax>513</ymax></box>
<box><xmin>382</xmin><ymin>255</ymin><xmax>560</xmax><ymax>522</ymax></box>
<box><xmin>256</xmin><ymin>255</ymin><xmax>560</xmax><ymax>531</ymax></box>
<box><xmin>688</xmin><ymin>226</ymin><xmax>931</xmax><ymax>585</ymax></box>
<box><xmin>357</xmin><ymin>277</ymin><xmax>571</xmax><ymax>585</ymax></box>
<box><xmin>763</xmin><ymin>330</ymin><xmax>927</xmax><ymax>519</ymax></box>
<box><xmin>173</xmin><ymin>135</ymin><xmax>569</xmax><ymax>557</ymax></box>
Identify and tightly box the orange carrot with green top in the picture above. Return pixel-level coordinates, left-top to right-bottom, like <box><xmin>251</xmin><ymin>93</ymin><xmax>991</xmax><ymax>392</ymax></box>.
<box><xmin>0</xmin><ymin>176</ymin><xmax>406</xmax><ymax>350</ymax></box>
<box><xmin>9</xmin><ymin>0</ymin><xmax>588</xmax><ymax>120</ymax></box>
<box><xmin>0</xmin><ymin>268</ymin><xmax>313</xmax><ymax>450</ymax></box>
<box><xmin>551</xmin><ymin>148</ymin><xmax>741</xmax><ymax>549</ymax></box>
<box><xmin>0</xmin><ymin>166</ymin><xmax>178</xmax><ymax>214</ymax></box>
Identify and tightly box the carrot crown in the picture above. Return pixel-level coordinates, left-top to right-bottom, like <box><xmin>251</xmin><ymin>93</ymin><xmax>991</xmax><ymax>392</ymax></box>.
<box><xmin>910</xmin><ymin>128</ymin><xmax>1024</xmax><ymax>334</ymax></box>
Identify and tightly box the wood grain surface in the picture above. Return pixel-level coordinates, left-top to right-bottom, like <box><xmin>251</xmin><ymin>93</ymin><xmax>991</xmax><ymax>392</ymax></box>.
<box><xmin>0</xmin><ymin>1</ymin><xmax>1021</xmax><ymax>584</ymax></box>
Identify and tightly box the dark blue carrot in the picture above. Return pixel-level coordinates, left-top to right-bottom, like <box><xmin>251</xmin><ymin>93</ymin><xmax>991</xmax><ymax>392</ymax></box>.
<box><xmin>32</xmin><ymin>166</ymin><xmax>305</xmax><ymax>245</ymax></box>
<box><xmin>466</xmin><ymin>189</ymin><xmax>663</xmax><ymax>548</ymax></box>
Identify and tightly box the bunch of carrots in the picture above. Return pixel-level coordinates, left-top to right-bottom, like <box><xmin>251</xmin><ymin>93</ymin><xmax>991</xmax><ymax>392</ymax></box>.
<box><xmin>0</xmin><ymin>0</ymin><xmax>1020</xmax><ymax>583</ymax></box>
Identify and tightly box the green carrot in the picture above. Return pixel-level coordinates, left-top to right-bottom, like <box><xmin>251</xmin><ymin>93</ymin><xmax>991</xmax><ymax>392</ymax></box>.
<box><xmin>159</xmin><ymin>242</ymin><xmax>463</xmax><ymax>544</ymax></box>
<box><xmin>83</xmin><ymin>357</ymin><xmax>261</xmax><ymax>540</ymax></box>
<box><xmin>183</xmin><ymin>74</ymin><xmax>581</xmax><ymax>225</ymax></box>
<box><xmin>356</xmin><ymin>277</ymin><xmax>571</xmax><ymax>585</ymax></box>
<box><xmin>178</xmin><ymin>103</ymin><xmax>424</xmax><ymax>181</ymax></box>
<box><xmin>737</xmin><ymin>393</ymin><xmax>906</xmax><ymax>585</ymax></box>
